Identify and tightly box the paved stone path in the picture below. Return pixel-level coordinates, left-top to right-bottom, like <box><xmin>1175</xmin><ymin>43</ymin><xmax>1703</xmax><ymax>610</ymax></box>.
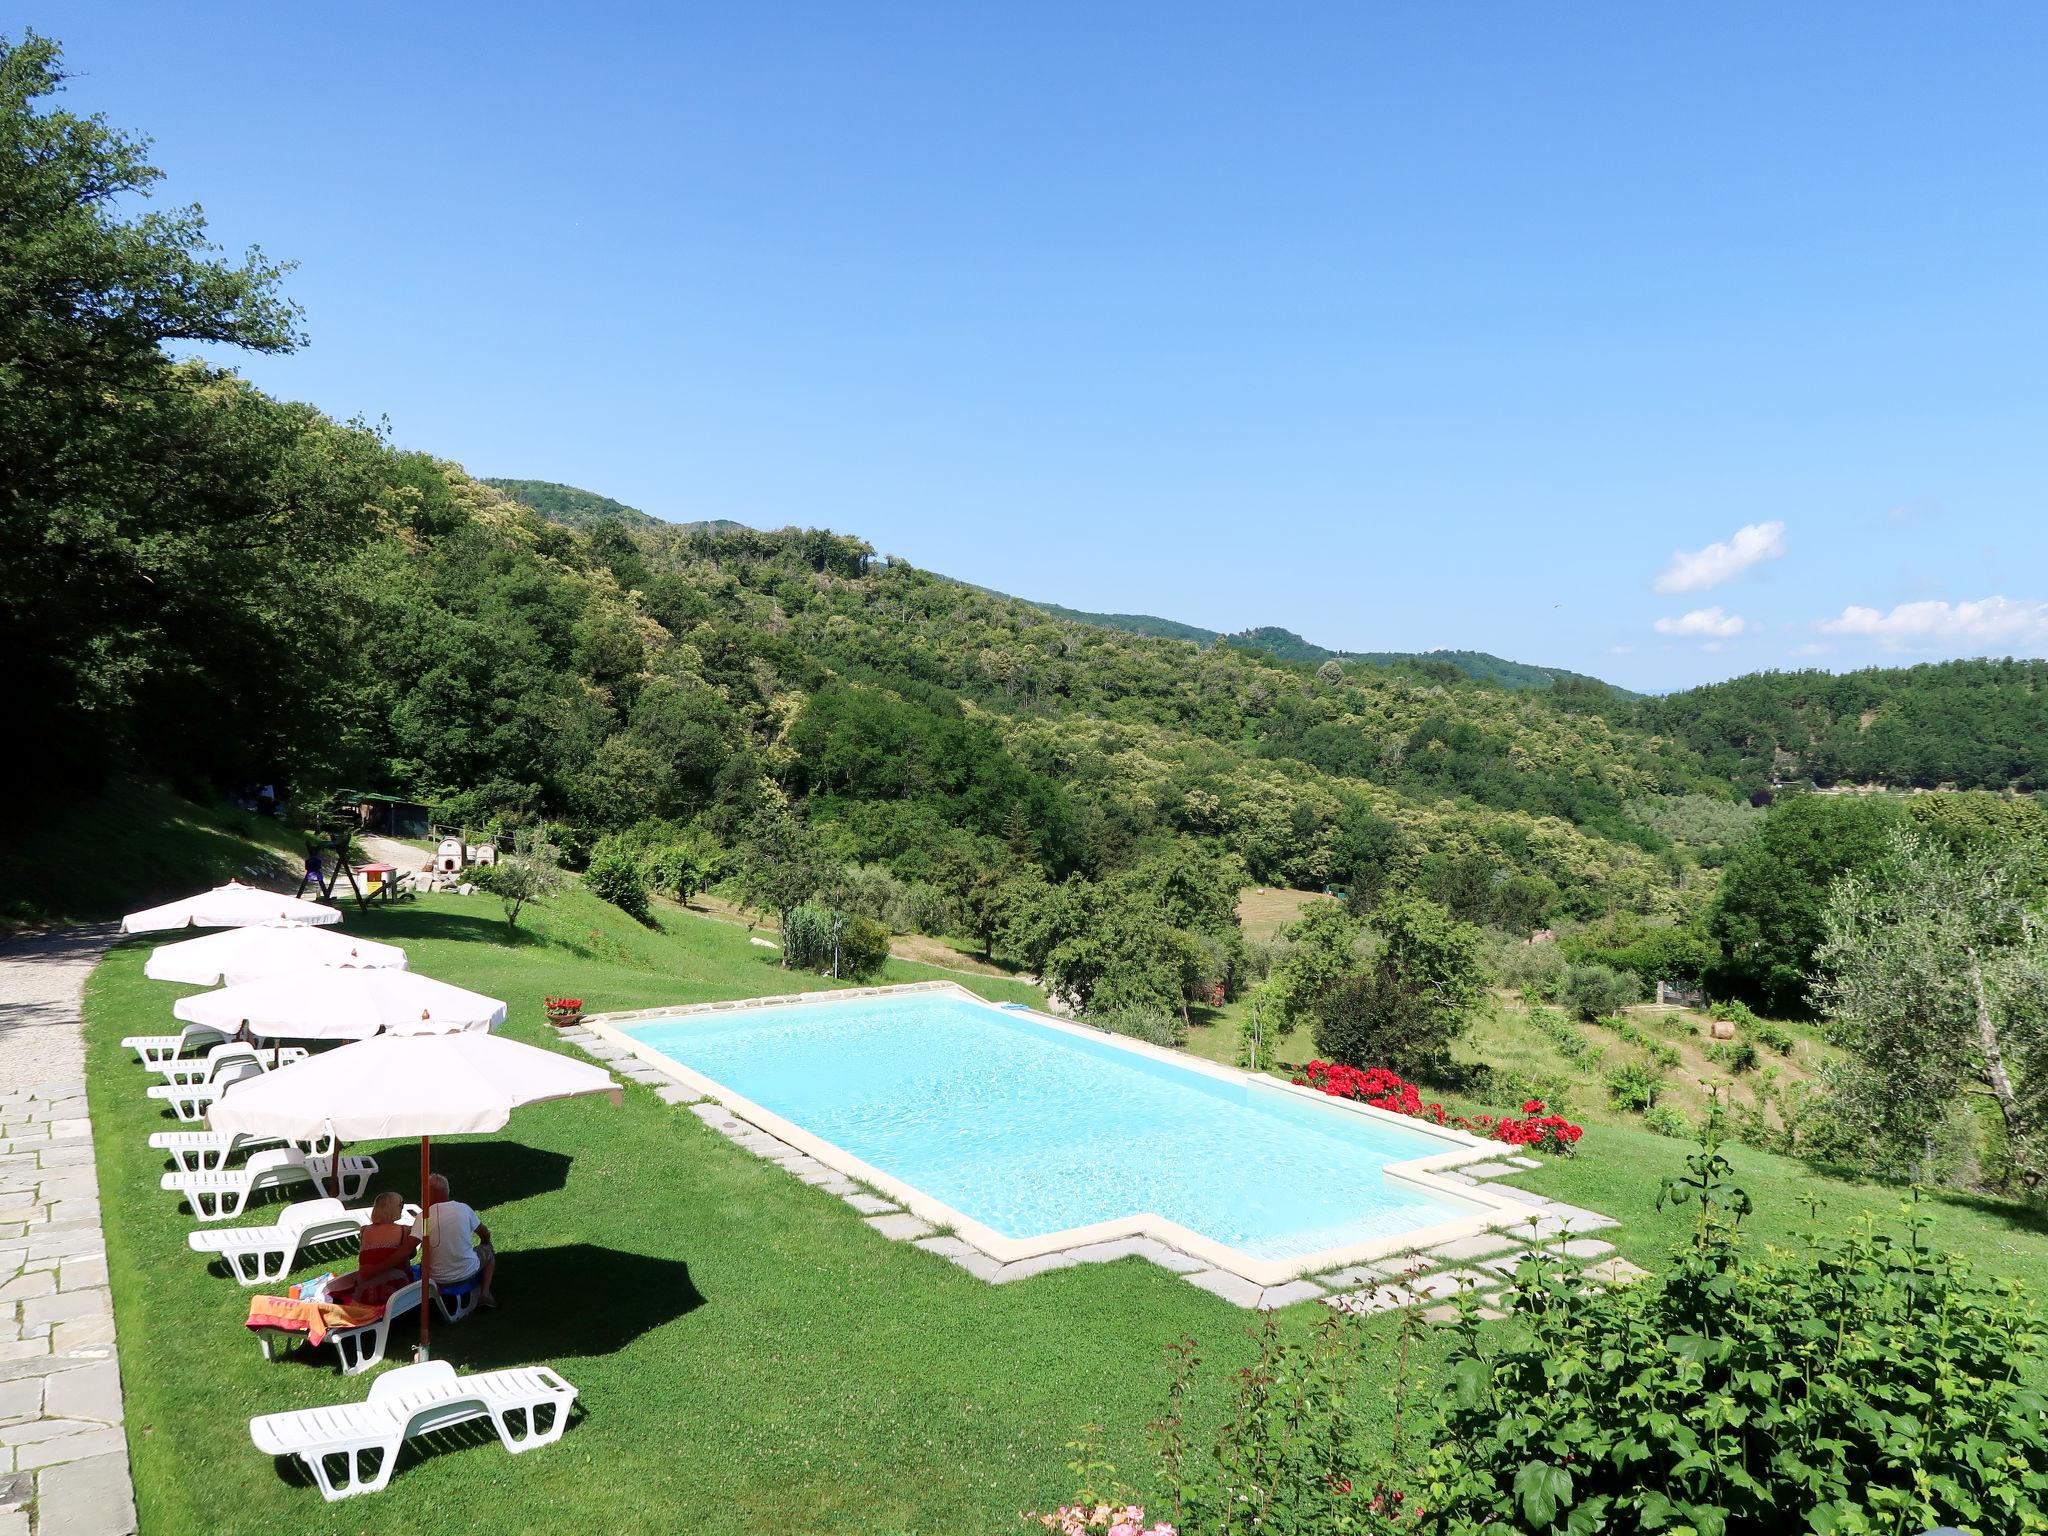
<box><xmin>0</xmin><ymin>928</ymin><xmax>136</xmax><ymax>1536</ymax></box>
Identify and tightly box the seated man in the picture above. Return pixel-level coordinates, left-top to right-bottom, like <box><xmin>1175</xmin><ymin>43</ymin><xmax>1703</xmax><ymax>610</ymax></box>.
<box><xmin>329</xmin><ymin>1191</ymin><xmax>417</xmax><ymax>1307</ymax></box>
<box><xmin>423</xmin><ymin>1172</ymin><xmax>496</xmax><ymax>1308</ymax></box>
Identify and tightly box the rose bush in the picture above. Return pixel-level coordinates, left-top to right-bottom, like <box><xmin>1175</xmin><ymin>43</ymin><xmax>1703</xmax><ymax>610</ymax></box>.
<box><xmin>1293</xmin><ymin>1063</ymin><xmax>1583</xmax><ymax>1154</ymax></box>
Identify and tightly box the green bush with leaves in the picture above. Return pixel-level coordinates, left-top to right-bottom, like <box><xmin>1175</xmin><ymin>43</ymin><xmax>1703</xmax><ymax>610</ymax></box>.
<box><xmin>837</xmin><ymin>913</ymin><xmax>892</xmax><ymax>981</ymax></box>
<box><xmin>1558</xmin><ymin>961</ymin><xmax>1642</xmax><ymax>1023</ymax></box>
<box><xmin>1707</xmin><ymin>1039</ymin><xmax>1760</xmax><ymax>1074</ymax></box>
<box><xmin>1604</xmin><ymin>1061</ymin><xmax>1667</xmax><ymax>1113</ymax></box>
<box><xmin>1418</xmin><ymin>1127</ymin><xmax>2048</xmax><ymax>1536</ymax></box>
<box><xmin>583</xmin><ymin>841</ymin><xmax>652</xmax><ymax>923</ymax></box>
<box><xmin>1085</xmin><ymin>1002</ymin><xmax>1188</xmax><ymax>1050</ymax></box>
<box><xmin>1642</xmin><ymin>1103</ymin><xmax>1694</xmax><ymax>1139</ymax></box>
<box><xmin>779</xmin><ymin>905</ymin><xmax>833</xmax><ymax>971</ymax></box>
<box><xmin>1749</xmin><ymin>1017</ymin><xmax>1794</xmax><ymax>1054</ymax></box>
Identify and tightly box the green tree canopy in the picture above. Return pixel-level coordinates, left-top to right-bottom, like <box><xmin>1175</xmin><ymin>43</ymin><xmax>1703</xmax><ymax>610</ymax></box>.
<box><xmin>1708</xmin><ymin>794</ymin><xmax>1905</xmax><ymax>1013</ymax></box>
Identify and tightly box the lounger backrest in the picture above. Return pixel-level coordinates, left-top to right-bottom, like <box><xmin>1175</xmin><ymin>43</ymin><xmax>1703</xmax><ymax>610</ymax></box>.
<box><xmin>280</xmin><ymin>1197</ymin><xmax>348</xmax><ymax>1235</ymax></box>
<box><xmin>200</xmin><ymin>1043</ymin><xmax>259</xmax><ymax>1080</ymax></box>
<box><xmin>242</xmin><ymin>1148</ymin><xmax>302</xmax><ymax>1179</ymax></box>
<box><xmin>211</xmin><ymin>1058</ymin><xmax>265</xmax><ymax>1096</ymax></box>
<box><xmin>368</xmin><ymin>1360</ymin><xmax>459</xmax><ymax>1402</ymax></box>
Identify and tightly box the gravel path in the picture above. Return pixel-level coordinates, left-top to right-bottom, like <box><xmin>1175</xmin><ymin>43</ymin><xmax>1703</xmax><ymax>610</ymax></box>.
<box><xmin>0</xmin><ymin>928</ymin><xmax>119</xmax><ymax>1096</ymax></box>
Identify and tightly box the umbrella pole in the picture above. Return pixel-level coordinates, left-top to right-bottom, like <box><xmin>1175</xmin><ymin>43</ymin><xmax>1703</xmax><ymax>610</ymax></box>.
<box><xmin>417</xmin><ymin>1135</ymin><xmax>432</xmax><ymax>1363</ymax></box>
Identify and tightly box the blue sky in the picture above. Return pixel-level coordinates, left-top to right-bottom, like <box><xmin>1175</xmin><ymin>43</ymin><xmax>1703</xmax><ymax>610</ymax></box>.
<box><xmin>37</xmin><ymin>3</ymin><xmax>2048</xmax><ymax>690</ymax></box>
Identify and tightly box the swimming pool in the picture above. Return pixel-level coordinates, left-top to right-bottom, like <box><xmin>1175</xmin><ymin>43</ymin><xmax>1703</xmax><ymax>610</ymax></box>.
<box><xmin>605</xmin><ymin>984</ymin><xmax>1525</xmax><ymax>1283</ymax></box>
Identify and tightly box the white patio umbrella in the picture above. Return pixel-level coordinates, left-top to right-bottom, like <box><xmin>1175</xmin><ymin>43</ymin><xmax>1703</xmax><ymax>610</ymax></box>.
<box><xmin>207</xmin><ymin>1033</ymin><xmax>620</xmax><ymax>1359</ymax></box>
<box><xmin>121</xmin><ymin>880</ymin><xmax>341</xmax><ymax>933</ymax></box>
<box><xmin>171</xmin><ymin>968</ymin><xmax>505</xmax><ymax>1040</ymax></box>
<box><xmin>144</xmin><ymin>921</ymin><xmax>409</xmax><ymax>987</ymax></box>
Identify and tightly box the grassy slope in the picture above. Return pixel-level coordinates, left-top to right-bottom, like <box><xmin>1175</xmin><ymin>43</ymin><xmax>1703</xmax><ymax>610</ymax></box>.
<box><xmin>1</xmin><ymin>782</ymin><xmax>303</xmax><ymax>929</ymax></box>
<box><xmin>86</xmin><ymin>887</ymin><xmax>2047</xmax><ymax>1532</ymax></box>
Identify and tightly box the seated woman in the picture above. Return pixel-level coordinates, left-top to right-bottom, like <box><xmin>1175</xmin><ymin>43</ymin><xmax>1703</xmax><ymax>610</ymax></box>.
<box><xmin>329</xmin><ymin>1192</ymin><xmax>418</xmax><ymax>1307</ymax></box>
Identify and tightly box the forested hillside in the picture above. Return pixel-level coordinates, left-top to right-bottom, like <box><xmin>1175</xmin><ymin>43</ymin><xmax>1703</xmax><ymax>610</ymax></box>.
<box><xmin>11</xmin><ymin>23</ymin><xmax>2044</xmax><ymax>1037</ymax></box>
<box><xmin>1000</xmin><ymin>602</ymin><xmax>1623</xmax><ymax>692</ymax></box>
<box><xmin>1614</xmin><ymin>661</ymin><xmax>2048</xmax><ymax>796</ymax></box>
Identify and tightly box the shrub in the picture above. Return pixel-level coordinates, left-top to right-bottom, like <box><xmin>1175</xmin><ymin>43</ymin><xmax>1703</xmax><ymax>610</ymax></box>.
<box><xmin>583</xmin><ymin>841</ymin><xmax>652</xmax><ymax>923</ymax></box>
<box><xmin>1707</xmin><ymin>1039</ymin><xmax>1760</xmax><ymax>1074</ymax></box>
<box><xmin>838</xmin><ymin>913</ymin><xmax>892</xmax><ymax>981</ymax></box>
<box><xmin>1751</xmin><ymin>1017</ymin><xmax>1794</xmax><ymax>1053</ymax></box>
<box><xmin>1709</xmin><ymin>997</ymin><xmax>1762</xmax><ymax>1029</ymax></box>
<box><xmin>1418</xmin><ymin>1127</ymin><xmax>2048</xmax><ymax>1536</ymax></box>
<box><xmin>1643</xmin><ymin>1104</ymin><xmax>1693</xmax><ymax>1138</ymax></box>
<box><xmin>1294</xmin><ymin>1064</ymin><xmax>1582</xmax><ymax>1153</ymax></box>
<box><xmin>1604</xmin><ymin>1061</ymin><xmax>1667</xmax><ymax>1112</ymax></box>
<box><xmin>779</xmin><ymin>905</ymin><xmax>827</xmax><ymax>969</ymax></box>
<box><xmin>1087</xmin><ymin>1003</ymin><xmax>1187</xmax><ymax>1049</ymax></box>
<box><xmin>1559</xmin><ymin>961</ymin><xmax>1642</xmax><ymax>1022</ymax></box>
<box><xmin>777</xmin><ymin>905</ymin><xmax>891</xmax><ymax>979</ymax></box>
<box><xmin>1609</xmin><ymin>1014</ymin><xmax>1683</xmax><ymax>1068</ymax></box>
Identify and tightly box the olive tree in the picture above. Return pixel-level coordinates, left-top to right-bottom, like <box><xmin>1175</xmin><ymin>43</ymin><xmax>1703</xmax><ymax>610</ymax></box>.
<box><xmin>1815</xmin><ymin>828</ymin><xmax>2048</xmax><ymax>1187</ymax></box>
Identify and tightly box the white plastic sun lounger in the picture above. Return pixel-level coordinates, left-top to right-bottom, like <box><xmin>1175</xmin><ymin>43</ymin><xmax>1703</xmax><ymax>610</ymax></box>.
<box><xmin>148</xmin><ymin>1042</ymin><xmax>307</xmax><ymax>1086</ymax></box>
<box><xmin>146</xmin><ymin>1056</ymin><xmax>269</xmax><ymax>1122</ymax></box>
<box><xmin>148</xmin><ymin>1127</ymin><xmax>330</xmax><ymax>1178</ymax></box>
<box><xmin>255</xmin><ymin>1276</ymin><xmax>479</xmax><ymax>1375</ymax></box>
<box><xmin>187</xmin><ymin>1197</ymin><xmax>418</xmax><ymax>1285</ymax></box>
<box><xmin>121</xmin><ymin>1022</ymin><xmax>232</xmax><ymax>1068</ymax></box>
<box><xmin>249</xmin><ymin>1360</ymin><xmax>577</xmax><ymax>1500</ymax></box>
<box><xmin>162</xmin><ymin>1147</ymin><xmax>378</xmax><ymax>1221</ymax></box>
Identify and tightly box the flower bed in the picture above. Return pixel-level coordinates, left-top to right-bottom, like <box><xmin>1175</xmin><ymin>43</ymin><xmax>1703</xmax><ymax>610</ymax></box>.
<box><xmin>1292</xmin><ymin>1062</ymin><xmax>1582</xmax><ymax>1154</ymax></box>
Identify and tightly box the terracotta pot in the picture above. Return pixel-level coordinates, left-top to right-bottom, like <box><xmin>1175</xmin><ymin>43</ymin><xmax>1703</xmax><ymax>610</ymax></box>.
<box><xmin>546</xmin><ymin>1011</ymin><xmax>582</xmax><ymax>1029</ymax></box>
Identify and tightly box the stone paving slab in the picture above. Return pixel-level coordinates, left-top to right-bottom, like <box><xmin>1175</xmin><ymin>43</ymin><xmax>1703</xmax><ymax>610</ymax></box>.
<box><xmin>864</xmin><ymin>1213</ymin><xmax>934</xmax><ymax>1242</ymax></box>
<box><xmin>1183</xmin><ymin>1268</ymin><xmax>1264</xmax><ymax>1307</ymax></box>
<box><xmin>0</xmin><ymin>926</ymin><xmax>137</xmax><ymax>1535</ymax></box>
<box><xmin>1323</xmin><ymin>1282</ymin><xmax>1419</xmax><ymax>1315</ymax></box>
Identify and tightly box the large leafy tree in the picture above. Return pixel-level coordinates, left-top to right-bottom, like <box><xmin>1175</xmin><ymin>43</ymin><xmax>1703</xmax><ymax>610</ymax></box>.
<box><xmin>1309</xmin><ymin>893</ymin><xmax>1487</xmax><ymax>1076</ymax></box>
<box><xmin>1</xmin><ymin>31</ymin><xmax>382</xmax><ymax>794</ymax></box>
<box><xmin>1816</xmin><ymin>827</ymin><xmax>2048</xmax><ymax>1187</ymax></box>
<box><xmin>1708</xmin><ymin>793</ymin><xmax>1904</xmax><ymax>1013</ymax></box>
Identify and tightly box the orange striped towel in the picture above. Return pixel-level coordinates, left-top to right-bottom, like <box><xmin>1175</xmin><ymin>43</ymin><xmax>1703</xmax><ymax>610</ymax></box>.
<box><xmin>245</xmin><ymin>1295</ymin><xmax>384</xmax><ymax>1347</ymax></box>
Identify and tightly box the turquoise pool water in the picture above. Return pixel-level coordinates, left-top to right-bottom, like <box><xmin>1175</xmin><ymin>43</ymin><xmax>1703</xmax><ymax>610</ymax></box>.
<box><xmin>628</xmin><ymin>991</ymin><xmax>1473</xmax><ymax>1262</ymax></box>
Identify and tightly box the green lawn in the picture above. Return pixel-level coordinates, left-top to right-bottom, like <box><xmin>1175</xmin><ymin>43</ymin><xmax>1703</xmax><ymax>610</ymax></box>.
<box><xmin>88</xmin><ymin>890</ymin><xmax>1286</xmax><ymax>1535</ymax></box>
<box><xmin>85</xmin><ymin>887</ymin><xmax>2048</xmax><ymax>1532</ymax></box>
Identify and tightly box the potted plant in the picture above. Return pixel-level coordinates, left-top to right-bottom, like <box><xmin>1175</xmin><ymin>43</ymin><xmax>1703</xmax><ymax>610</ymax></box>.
<box><xmin>543</xmin><ymin>996</ymin><xmax>584</xmax><ymax>1028</ymax></box>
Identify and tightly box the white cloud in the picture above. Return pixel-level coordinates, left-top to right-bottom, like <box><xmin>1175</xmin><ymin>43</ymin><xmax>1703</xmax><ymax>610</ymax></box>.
<box><xmin>1607</xmin><ymin>643</ymin><xmax>1634</xmax><ymax>656</ymax></box>
<box><xmin>1816</xmin><ymin>595</ymin><xmax>2048</xmax><ymax>651</ymax></box>
<box><xmin>1654</xmin><ymin>606</ymin><xmax>1749</xmax><ymax>639</ymax></box>
<box><xmin>1654</xmin><ymin>521</ymin><xmax>1787</xmax><ymax>593</ymax></box>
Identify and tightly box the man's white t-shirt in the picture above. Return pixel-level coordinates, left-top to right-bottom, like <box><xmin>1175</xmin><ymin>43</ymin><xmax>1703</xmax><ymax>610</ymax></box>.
<box><xmin>424</xmin><ymin>1200</ymin><xmax>482</xmax><ymax>1286</ymax></box>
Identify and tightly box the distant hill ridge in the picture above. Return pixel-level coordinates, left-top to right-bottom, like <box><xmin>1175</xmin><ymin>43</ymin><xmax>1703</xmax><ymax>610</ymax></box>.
<box><xmin>480</xmin><ymin>479</ymin><xmax>750</xmax><ymax>537</ymax></box>
<box><xmin>489</xmin><ymin>478</ymin><xmax>1624</xmax><ymax>695</ymax></box>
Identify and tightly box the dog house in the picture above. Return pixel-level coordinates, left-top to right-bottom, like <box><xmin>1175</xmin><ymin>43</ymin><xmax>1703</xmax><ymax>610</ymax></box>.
<box><xmin>434</xmin><ymin>837</ymin><xmax>467</xmax><ymax>874</ymax></box>
<box><xmin>466</xmin><ymin>842</ymin><xmax>498</xmax><ymax>867</ymax></box>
